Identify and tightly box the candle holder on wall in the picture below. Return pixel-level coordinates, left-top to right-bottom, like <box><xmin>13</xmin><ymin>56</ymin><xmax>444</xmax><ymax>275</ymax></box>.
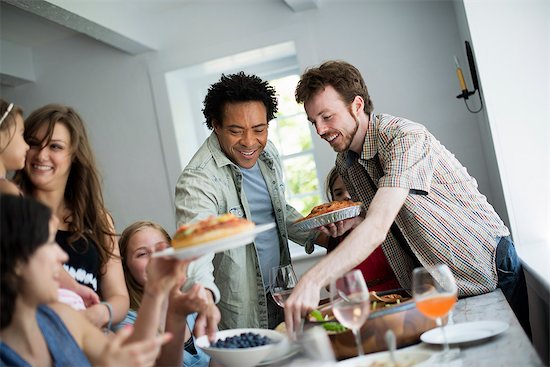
<box><xmin>454</xmin><ymin>41</ymin><xmax>483</xmax><ymax>113</ymax></box>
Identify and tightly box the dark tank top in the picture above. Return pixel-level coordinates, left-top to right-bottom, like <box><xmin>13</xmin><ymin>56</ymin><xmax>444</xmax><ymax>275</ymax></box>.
<box><xmin>56</xmin><ymin>230</ymin><xmax>101</xmax><ymax>293</ymax></box>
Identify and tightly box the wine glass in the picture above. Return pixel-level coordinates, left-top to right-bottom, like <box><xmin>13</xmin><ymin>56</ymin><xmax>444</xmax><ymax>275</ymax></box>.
<box><xmin>412</xmin><ymin>264</ymin><xmax>459</xmax><ymax>361</ymax></box>
<box><xmin>330</xmin><ymin>270</ymin><xmax>370</xmax><ymax>356</ymax></box>
<box><xmin>270</xmin><ymin>264</ymin><xmax>298</xmax><ymax>308</ymax></box>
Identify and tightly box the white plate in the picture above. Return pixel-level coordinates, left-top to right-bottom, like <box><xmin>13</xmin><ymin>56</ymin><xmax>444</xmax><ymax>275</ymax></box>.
<box><xmin>337</xmin><ymin>347</ymin><xmax>434</xmax><ymax>366</ymax></box>
<box><xmin>291</xmin><ymin>205</ymin><xmax>362</xmax><ymax>231</ymax></box>
<box><xmin>256</xmin><ymin>338</ymin><xmax>300</xmax><ymax>366</ymax></box>
<box><xmin>152</xmin><ymin>222</ymin><xmax>276</xmax><ymax>259</ymax></box>
<box><xmin>421</xmin><ymin>321</ymin><xmax>508</xmax><ymax>345</ymax></box>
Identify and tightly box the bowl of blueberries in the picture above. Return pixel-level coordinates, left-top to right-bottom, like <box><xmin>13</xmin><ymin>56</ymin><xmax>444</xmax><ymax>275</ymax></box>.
<box><xmin>195</xmin><ymin>328</ymin><xmax>287</xmax><ymax>367</ymax></box>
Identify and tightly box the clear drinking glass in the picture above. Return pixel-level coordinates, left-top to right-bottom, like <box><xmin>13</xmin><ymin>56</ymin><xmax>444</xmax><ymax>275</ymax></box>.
<box><xmin>330</xmin><ymin>269</ymin><xmax>370</xmax><ymax>356</ymax></box>
<box><xmin>270</xmin><ymin>264</ymin><xmax>298</xmax><ymax>308</ymax></box>
<box><xmin>412</xmin><ymin>264</ymin><xmax>460</xmax><ymax>362</ymax></box>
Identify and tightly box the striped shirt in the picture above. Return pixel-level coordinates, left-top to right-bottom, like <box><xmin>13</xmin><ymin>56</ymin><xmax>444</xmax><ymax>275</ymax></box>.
<box><xmin>336</xmin><ymin>113</ymin><xmax>509</xmax><ymax>296</ymax></box>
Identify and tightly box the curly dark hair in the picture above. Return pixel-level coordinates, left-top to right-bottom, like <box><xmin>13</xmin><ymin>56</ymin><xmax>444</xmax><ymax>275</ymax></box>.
<box><xmin>1</xmin><ymin>194</ymin><xmax>52</xmax><ymax>329</ymax></box>
<box><xmin>295</xmin><ymin>60</ymin><xmax>374</xmax><ymax>115</ymax></box>
<box><xmin>202</xmin><ymin>72</ymin><xmax>278</xmax><ymax>130</ymax></box>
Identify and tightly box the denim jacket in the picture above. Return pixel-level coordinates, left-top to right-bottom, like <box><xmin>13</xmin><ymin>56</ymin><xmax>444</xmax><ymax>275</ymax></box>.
<box><xmin>175</xmin><ymin>133</ymin><xmax>316</xmax><ymax>330</ymax></box>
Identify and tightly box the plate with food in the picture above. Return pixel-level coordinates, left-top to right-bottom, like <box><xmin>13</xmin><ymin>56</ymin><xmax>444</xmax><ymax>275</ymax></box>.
<box><xmin>292</xmin><ymin>200</ymin><xmax>363</xmax><ymax>231</ymax></box>
<box><xmin>306</xmin><ymin>290</ymin><xmax>411</xmax><ymax>334</ymax></box>
<box><xmin>153</xmin><ymin>214</ymin><xmax>276</xmax><ymax>259</ymax></box>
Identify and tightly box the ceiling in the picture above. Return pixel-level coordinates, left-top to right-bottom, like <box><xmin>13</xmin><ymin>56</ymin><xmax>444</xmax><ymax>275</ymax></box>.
<box><xmin>0</xmin><ymin>0</ymin><xmax>319</xmax><ymax>86</ymax></box>
<box><xmin>1</xmin><ymin>0</ymin><xmax>319</xmax><ymax>53</ymax></box>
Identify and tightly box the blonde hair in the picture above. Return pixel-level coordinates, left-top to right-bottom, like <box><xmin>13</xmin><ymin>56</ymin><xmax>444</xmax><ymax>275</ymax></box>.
<box><xmin>119</xmin><ymin>221</ymin><xmax>171</xmax><ymax>310</ymax></box>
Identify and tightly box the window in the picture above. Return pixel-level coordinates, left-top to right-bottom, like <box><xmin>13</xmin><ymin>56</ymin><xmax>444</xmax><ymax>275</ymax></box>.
<box><xmin>269</xmin><ymin>75</ymin><xmax>321</xmax><ymax>215</ymax></box>
<box><xmin>165</xmin><ymin>42</ymin><xmax>322</xmax><ymax>215</ymax></box>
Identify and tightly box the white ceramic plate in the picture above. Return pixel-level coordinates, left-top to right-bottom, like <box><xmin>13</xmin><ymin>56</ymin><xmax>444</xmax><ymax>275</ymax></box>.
<box><xmin>256</xmin><ymin>338</ymin><xmax>300</xmax><ymax>366</ymax></box>
<box><xmin>292</xmin><ymin>205</ymin><xmax>362</xmax><ymax>231</ymax></box>
<box><xmin>336</xmin><ymin>348</ymin><xmax>434</xmax><ymax>366</ymax></box>
<box><xmin>152</xmin><ymin>222</ymin><xmax>276</xmax><ymax>259</ymax></box>
<box><xmin>421</xmin><ymin>320</ymin><xmax>508</xmax><ymax>345</ymax></box>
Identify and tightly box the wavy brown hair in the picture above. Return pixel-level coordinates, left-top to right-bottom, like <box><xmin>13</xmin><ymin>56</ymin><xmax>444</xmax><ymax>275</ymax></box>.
<box><xmin>119</xmin><ymin>221</ymin><xmax>171</xmax><ymax>310</ymax></box>
<box><xmin>14</xmin><ymin>104</ymin><xmax>116</xmax><ymax>271</ymax></box>
<box><xmin>295</xmin><ymin>60</ymin><xmax>374</xmax><ymax>115</ymax></box>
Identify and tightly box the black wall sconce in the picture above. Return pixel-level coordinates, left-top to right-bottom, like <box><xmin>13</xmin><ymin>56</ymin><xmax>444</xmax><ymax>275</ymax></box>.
<box><xmin>455</xmin><ymin>41</ymin><xmax>483</xmax><ymax>113</ymax></box>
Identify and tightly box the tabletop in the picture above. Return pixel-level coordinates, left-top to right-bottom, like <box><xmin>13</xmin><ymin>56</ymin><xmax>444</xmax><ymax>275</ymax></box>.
<box><xmin>267</xmin><ymin>289</ymin><xmax>543</xmax><ymax>366</ymax></box>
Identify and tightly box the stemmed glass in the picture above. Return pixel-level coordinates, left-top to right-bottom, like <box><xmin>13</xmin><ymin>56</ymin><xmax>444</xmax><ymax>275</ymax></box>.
<box><xmin>270</xmin><ymin>264</ymin><xmax>298</xmax><ymax>308</ymax></box>
<box><xmin>330</xmin><ymin>270</ymin><xmax>370</xmax><ymax>356</ymax></box>
<box><xmin>412</xmin><ymin>264</ymin><xmax>460</xmax><ymax>361</ymax></box>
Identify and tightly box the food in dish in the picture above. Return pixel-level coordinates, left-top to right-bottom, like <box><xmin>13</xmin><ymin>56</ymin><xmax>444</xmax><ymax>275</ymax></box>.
<box><xmin>212</xmin><ymin>332</ymin><xmax>273</xmax><ymax>349</ymax></box>
<box><xmin>295</xmin><ymin>200</ymin><xmax>362</xmax><ymax>223</ymax></box>
<box><xmin>172</xmin><ymin>213</ymin><xmax>255</xmax><ymax>249</ymax></box>
<box><xmin>307</xmin><ymin>292</ymin><xmax>412</xmax><ymax>334</ymax></box>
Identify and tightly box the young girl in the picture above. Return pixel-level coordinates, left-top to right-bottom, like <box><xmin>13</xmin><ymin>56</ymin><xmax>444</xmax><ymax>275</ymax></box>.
<box><xmin>0</xmin><ymin>99</ymin><xmax>28</xmax><ymax>195</ymax></box>
<box><xmin>325</xmin><ymin>167</ymin><xmax>400</xmax><ymax>292</ymax></box>
<box><xmin>0</xmin><ymin>195</ymin><xmax>182</xmax><ymax>367</ymax></box>
<box><xmin>14</xmin><ymin>104</ymin><xmax>128</xmax><ymax>328</ymax></box>
<box><xmin>119</xmin><ymin>221</ymin><xmax>213</xmax><ymax>367</ymax></box>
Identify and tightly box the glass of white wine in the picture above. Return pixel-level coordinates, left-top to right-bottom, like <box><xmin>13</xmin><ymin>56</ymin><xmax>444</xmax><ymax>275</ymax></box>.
<box><xmin>270</xmin><ymin>264</ymin><xmax>298</xmax><ymax>308</ymax></box>
<box><xmin>330</xmin><ymin>269</ymin><xmax>370</xmax><ymax>356</ymax></box>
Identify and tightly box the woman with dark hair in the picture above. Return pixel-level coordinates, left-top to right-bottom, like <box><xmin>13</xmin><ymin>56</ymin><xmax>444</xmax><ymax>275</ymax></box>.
<box><xmin>14</xmin><ymin>104</ymin><xmax>128</xmax><ymax>328</ymax></box>
<box><xmin>0</xmin><ymin>195</ymin><xmax>178</xmax><ymax>367</ymax></box>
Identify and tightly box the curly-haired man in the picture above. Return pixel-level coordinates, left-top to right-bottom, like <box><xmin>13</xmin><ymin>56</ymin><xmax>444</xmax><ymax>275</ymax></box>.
<box><xmin>175</xmin><ymin>72</ymin><xmax>317</xmax><ymax>331</ymax></box>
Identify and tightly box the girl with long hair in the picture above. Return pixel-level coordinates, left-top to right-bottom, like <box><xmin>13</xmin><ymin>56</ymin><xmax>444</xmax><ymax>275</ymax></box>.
<box><xmin>119</xmin><ymin>221</ymin><xmax>214</xmax><ymax>367</ymax></box>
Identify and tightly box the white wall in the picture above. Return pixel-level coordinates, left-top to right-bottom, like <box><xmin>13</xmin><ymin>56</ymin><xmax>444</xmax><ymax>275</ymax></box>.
<box><xmin>459</xmin><ymin>0</ymin><xmax>549</xmax><ymax>253</ymax></box>
<box><xmin>2</xmin><ymin>1</ymin><xmax>502</xmax><ymax>236</ymax></box>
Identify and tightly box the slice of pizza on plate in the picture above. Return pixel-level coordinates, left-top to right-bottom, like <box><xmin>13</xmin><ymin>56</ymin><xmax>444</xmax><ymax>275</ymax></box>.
<box><xmin>172</xmin><ymin>213</ymin><xmax>255</xmax><ymax>249</ymax></box>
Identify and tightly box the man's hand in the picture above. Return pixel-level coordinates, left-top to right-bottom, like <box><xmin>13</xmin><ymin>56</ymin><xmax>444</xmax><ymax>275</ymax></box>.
<box><xmin>317</xmin><ymin>216</ymin><xmax>363</xmax><ymax>238</ymax></box>
<box><xmin>193</xmin><ymin>290</ymin><xmax>221</xmax><ymax>342</ymax></box>
<box><xmin>284</xmin><ymin>274</ymin><xmax>322</xmax><ymax>339</ymax></box>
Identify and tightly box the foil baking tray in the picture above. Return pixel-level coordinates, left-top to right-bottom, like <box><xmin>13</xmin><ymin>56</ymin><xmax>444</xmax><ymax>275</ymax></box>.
<box><xmin>291</xmin><ymin>205</ymin><xmax>362</xmax><ymax>231</ymax></box>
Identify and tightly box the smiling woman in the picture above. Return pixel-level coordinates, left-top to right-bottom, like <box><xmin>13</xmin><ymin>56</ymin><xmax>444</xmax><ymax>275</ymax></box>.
<box><xmin>14</xmin><ymin>104</ymin><xmax>130</xmax><ymax>330</ymax></box>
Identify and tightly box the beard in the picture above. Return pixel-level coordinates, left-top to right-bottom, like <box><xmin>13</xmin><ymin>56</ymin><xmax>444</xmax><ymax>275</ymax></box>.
<box><xmin>330</xmin><ymin>114</ymin><xmax>360</xmax><ymax>153</ymax></box>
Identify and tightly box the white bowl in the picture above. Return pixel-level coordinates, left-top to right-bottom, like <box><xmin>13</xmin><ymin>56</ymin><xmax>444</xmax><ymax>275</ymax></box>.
<box><xmin>195</xmin><ymin>328</ymin><xmax>286</xmax><ymax>367</ymax></box>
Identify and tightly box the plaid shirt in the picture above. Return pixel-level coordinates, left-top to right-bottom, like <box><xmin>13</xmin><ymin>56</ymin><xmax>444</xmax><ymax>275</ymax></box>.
<box><xmin>336</xmin><ymin>114</ymin><xmax>509</xmax><ymax>296</ymax></box>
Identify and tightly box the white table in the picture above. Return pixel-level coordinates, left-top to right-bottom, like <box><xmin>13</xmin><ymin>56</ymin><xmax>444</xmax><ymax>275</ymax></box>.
<box><xmin>337</xmin><ymin>289</ymin><xmax>543</xmax><ymax>366</ymax></box>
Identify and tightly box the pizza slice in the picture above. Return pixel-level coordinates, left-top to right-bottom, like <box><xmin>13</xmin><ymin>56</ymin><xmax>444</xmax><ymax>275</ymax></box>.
<box><xmin>172</xmin><ymin>213</ymin><xmax>255</xmax><ymax>249</ymax></box>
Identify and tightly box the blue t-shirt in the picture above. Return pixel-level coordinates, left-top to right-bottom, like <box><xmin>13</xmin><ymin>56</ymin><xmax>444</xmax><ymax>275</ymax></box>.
<box><xmin>0</xmin><ymin>305</ymin><xmax>91</xmax><ymax>367</ymax></box>
<box><xmin>241</xmin><ymin>162</ymin><xmax>280</xmax><ymax>290</ymax></box>
<box><xmin>114</xmin><ymin>310</ymin><xmax>209</xmax><ymax>367</ymax></box>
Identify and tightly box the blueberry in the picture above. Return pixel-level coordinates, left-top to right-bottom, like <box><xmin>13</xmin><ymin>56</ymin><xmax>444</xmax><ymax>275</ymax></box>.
<box><xmin>212</xmin><ymin>332</ymin><xmax>273</xmax><ymax>349</ymax></box>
